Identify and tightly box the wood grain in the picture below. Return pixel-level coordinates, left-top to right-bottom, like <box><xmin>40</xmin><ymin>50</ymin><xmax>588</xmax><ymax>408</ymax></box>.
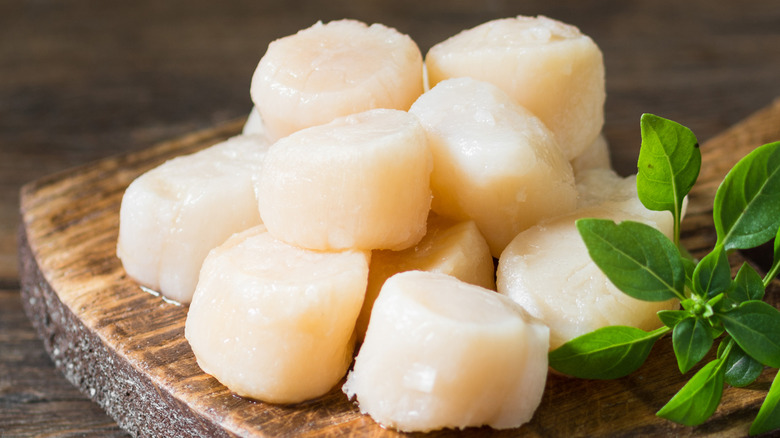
<box><xmin>17</xmin><ymin>98</ymin><xmax>780</xmax><ymax>437</ymax></box>
<box><xmin>5</xmin><ymin>2</ymin><xmax>780</xmax><ymax>435</ymax></box>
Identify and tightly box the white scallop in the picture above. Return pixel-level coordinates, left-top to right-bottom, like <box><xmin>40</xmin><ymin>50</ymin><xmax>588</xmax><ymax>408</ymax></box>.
<box><xmin>256</xmin><ymin>108</ymin><xmax>432</xmax><ymax>251</ymax></box>
<box><xmin>344</xmin><ymin>271</ymin><xmax>549</xmax><ymax>432</ymax></box>
<box><xmin>185</xmin><ymin>225</ymin><xmax>370</xmax><ymax>404</ymax></box>
<box><xmin>426</xmin><ymin>15</ymin><xmax>605</xmax><ymax>160</ymax></box>
<box><xmin>117</xmin><ymin>134</ymin><xmax>270</xmax><ymax>303</ymax></box>
<box><xmin>250</xmin><ymin>19</ymin><xmax>424</xmax><ymax>140</ymax></box>
<box><xmin>497</xmin><ymin>170</ymin><xmax>678</xmax><ymax>350</ymax></box>
<box><xmin>409</xmin><ymin>77</ymin><xmax>576</xmax><ymax>257</ymax></box>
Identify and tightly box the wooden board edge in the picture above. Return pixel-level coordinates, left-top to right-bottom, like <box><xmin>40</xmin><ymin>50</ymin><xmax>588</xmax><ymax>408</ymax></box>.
<box><xmin>17</xmin><ymin>221</ymin><xmax>237</xmax><ymax>438</ymax></box>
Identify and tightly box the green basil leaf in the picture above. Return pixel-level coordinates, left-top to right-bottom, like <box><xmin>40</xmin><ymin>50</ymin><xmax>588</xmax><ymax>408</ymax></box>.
<box><xmin>714</xmin><ymin>141</ymin><xmax>780</xmax><ymax>251</ymax></box>
<box><xmin>707</xmin><ymin>319</ymin><xmax>725</xmax><ymax>339</ymax></box>
<box><xmin>716</xmin><ymin>337</ymin><xmax>730</xmax><ymax>359</ymax></box>
<box><xmin>764</xmin><ymin>225</ymin><xmax>780</xmax><ymax>287</ymax></box>
<box><xmin>656</xmin><ymin>358</ymin><xmax>725</xmax><ymax>426</ymax></box>
<box><xmin>658</xmin><ymin>309</ymin><xmax>691</xmax><ymax>329</ymax></box>
<box><xmin>673</xmin><ymin>317</ymin><xmax>714</xmax><ymax>373</ymax></box>
<box><xmin>720</xmin><ymin>300</ymin><xmax>780</xmax><ymax>368</ymax></box>
<box><xmin>577</xmin><ymin>219</ymin><xmax>685</xmax><ymax>301</ymax></box>
<box><xmin>726</xmin><ymin>263</ymin><xmax>765</xmax><ymax>306</ymax></box>
<box><xmin>750</xmin><ymin>371</ymin><xmax>780</xmax><ymax>436</ymax></box>
<box><xmin>549</xmin><ymin>326</ymin><xmax>668</xmax><ymax>379</ymax></box>
<box><xmin>724</xmin><ymin>342</ymin><xmax>763</xmax><ymax>388</ymax></box>
<box><xmin>692</xmin><ymin>246</ymin><xmax>731</xmax><ymax>298</ymax></box>
<box><xmin>682</xmin><ymin>256</ymin><xmax>697</xmax><ymax>290</ymax></box>
<box><xmin>636</xmin><ymin>113</ymin><xmax>701</xmax><ymax>245</ymax></box>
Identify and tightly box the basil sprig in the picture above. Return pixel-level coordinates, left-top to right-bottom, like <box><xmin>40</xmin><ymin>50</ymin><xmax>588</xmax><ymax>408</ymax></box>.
<box><xmin>548</xmin><ymin>114</ymin><xmax>780</xmax><ymax>434</ymax></box>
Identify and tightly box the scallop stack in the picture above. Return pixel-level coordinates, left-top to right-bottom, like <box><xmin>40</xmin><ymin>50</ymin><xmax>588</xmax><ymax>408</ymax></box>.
<box><xmin>115</xmin><ymin>15</ymin><xmax>670</xmax><ymax>433</ymax></box>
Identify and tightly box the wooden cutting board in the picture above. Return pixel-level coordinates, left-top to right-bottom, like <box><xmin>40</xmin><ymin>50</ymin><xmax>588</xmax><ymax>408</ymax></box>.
<box><xmin>18</xmin><ymin>98</ymin><xmax>780</xmax><ymax>437</ymax></box>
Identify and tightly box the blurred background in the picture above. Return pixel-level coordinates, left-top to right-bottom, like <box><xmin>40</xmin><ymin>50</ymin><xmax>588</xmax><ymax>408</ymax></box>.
<box><xmin>2</xmin><ymin>0</ymin><xmax>780</xmax><ymax>435</ymax></box>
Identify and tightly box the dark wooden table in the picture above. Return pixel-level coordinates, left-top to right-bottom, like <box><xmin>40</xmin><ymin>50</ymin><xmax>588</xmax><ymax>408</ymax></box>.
<box><xmin>3</xmin><ymin>1</ymin><xmax>780</xmax><ymax>436</ymax></box>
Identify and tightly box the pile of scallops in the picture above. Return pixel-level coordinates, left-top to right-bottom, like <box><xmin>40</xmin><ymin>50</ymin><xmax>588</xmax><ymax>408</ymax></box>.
<box><xmin>117</xmin><ymin>16</ymin><xmax>677</xmax><ymax>432</ymax></box>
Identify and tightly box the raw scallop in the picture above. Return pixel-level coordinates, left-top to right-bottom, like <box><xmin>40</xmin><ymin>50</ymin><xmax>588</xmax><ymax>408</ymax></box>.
<box><xmin>185</xmin><ymin>225</ymin><xmax>370</xmax><ymax>404</ymax></box>
<box><xmin>354</xmin><ymin>213</ymin><xmax>495</xmax><ymax>343</ymax></box>
<box><xmin>256</xmin><ymin>108</ymin><xmax>432</xmax><ymax>251</ymax></box>
<box><xmin>425</xmin><ymin>15</ymin><xmax>605</xmax><ymax>160</ymax></box>
<box><xmin>497</xmin><ymin>170</ymin><xmax>678</xmax><ymax>350</ymax></box>
<box><xmin>250</xmin><ymin>19</ymin><xmax>424</xmax><ymax>141</ymax></box>
<box><xmin>344</xmin><ymin>271</ymin><xmax>549</xmax><ymax>432</ymax></box>
<box><xmin>409</xmin><ymin>77</ymin><xmax>577</xmax><ymax>257</ymax></box>
<box><xmin>117</xmin><ymin>134</ymin><xmax>270</xmax><ymax>303</ymax></box>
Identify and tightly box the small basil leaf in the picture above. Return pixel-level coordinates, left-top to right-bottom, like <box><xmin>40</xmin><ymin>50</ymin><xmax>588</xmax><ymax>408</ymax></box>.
<box><xmin>549</xmin><ymin>326</ymin><xmax>668</xmax><ymax>379</ymax></box>
<box><xmin>658</xmin><ymin>310</ymin><xmax>691</xmax><ymax>329</ymax></box>
<box><xmin>656</xmin><ymin>358</ymin><xmax>725</xmax><ymax>426</ymax></box>
<box><xmin>714</xmin><ymin>141</ymin><xmax>780</xmax><ymax>251</ymax></box>
<box><xmin>636</xmin><ymin>113</ymin><xmax>701</xmax><ymax>245</ymax></box>
<box><xmin>673</xmin><ymin>317</ymin><xmax>714</xmax><ymax>374</ymax></box>
<box><xmin>724</xmin><ymin>342</ymin><xmax>763</xmax><ymax>388</ymax></box>
<box><xmin>692</xmin><ymin>246</ymin><xmax>731</xmax><ymax>298</ymax></box>
<box><xmin>750</xmin><ymin>372</ymin><xmax>780</xmax><ymax>436</ymax></box>
<box><xmin>775</xmin><ymin>224</ymin><xmax>780</xmax><ymax>268</ymax></box>
<box><xmin>577</xmin><ymin>218</ymin><xmax>685</xmax><ymax>301</ymax></box>
<box><xmin>720</xmin><ymin>300</ymin><xmax>780</xmax><ymax>368</ymax></box>
<box><xmin>726</xmin><ymin>263</ymin><xmax>765</xmax><ymax>305</ymax></box>
<box><xmin>707</xmin><ymin>321</ymin><xmax>725</xmax><ymax>340</ymax></box>
<box><xmin>682</xmin><ymin>256</ymin><xmax>697</xmax><ymax>290</ymax></box>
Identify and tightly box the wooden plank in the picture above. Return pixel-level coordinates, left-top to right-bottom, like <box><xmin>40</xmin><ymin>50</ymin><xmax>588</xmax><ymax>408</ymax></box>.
<box><xmin>17</xmin><ymin>98</ymin><xmax>780</xmax><ymax>437</ymax></box>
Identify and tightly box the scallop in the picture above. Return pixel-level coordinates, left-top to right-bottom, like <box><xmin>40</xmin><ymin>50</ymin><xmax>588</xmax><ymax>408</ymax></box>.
<box><xmin>250</xmin><ymin>19</ymin><xmax>424</xmax><ymax>141</ymax></box>
<box><xmin>425</xmin><ymin>15</ymin><xmax>605</xmax><ymax>160</ymax></box>
<box><xmin>354</xmin><ymin>213</ymin><xmax>495</xmax><ymax>343</ymax></box>
<box><xmin>256</xmin><ymin>108</ymin><xmax>432</xmax><ymax>251</ymax></box>
<box><xmin>409</xmin><ymin>77</ymin><xmax>577</xmax><ymax>257</ymax></box>
<box><xmin>344</xmin><ymin>271</ymin><xmax>549</xmax><ymax>432</ymax></box>
<box><xmin>497</xmin><ymin>170</ymin><xmax>678</xmax><ymax>350</ymax></box>
<box><xmin>116</xmin><ymin>134</ymin><xmax>270</xmax><ymax>303</ymax></box>
<box><xmin>185</xmin><ymin>225</ymin><xmax>370</xmax><ymax>404</ymax></box>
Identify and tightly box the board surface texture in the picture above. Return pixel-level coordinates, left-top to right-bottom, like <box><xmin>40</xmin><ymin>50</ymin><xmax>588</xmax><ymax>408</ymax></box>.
<box><xmin>18</xmin><ymin>99</ymin><xmax>780</xmax><ymax>437</ymax></box>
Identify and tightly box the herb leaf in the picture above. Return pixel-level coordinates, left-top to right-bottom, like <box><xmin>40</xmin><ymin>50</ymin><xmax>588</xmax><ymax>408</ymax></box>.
<box><xmin>673</xmin><ymin>317</ymin><xmax>714</xmax><ymax>374</ymax></box>
<box><xmin>656</xmin><ymin>358</ymin><xmax>725</xmax><ymax>426</ymax></box>
<box><xmin>658</xmin><ymin>310</ymin><xmax>691</xmax><ymax>329</ymax></box>
<box><xmin>713</xmin><ymin>141</ymin><xmax>780</xmax><ymax>251</ymax></box>
<box><xmin>692</xmin><ymin>246</ymin><xmax>731</xmax><ymax>298</ymax></box>
<box><xmin>751</xmin><ymin>373</ymin><xmax>780</xmax><ymax>436</ymax></box>
<box><xmin>725</xmin><ymin>263</ymin><xmax>765</xmax><ymax>307</ymax></box>
<box><xmin>720</xmin><ymin>300</ymin><xmax>780</xmax><ymax>368</ymax></box>
<box><xmin>723</xmin><ymin>341</ymin><xmax>763</xmax><ymax>388</ymax></box>
<box><xmin>682</xmin><ymin>256</ymin><xmax>697</xmax><ymax>290</ymax></box>
<box><xmin>636</xmin><ymin>113</ymin><xmax>701</xmax><ymax>246</ymax></box>
<box><xmin>548</xmin><ymin>326</ymin><xmax>668</xmax><ymax>379</ymax></box>
<box><xmin>764</xmin><ymin>225</ymin><xmax>780</xmax><ymax>287</ymax></box>
<box><xmin>576</xmin><ymin>219</ymin><xmax>685</xmax><ymax>301</ymax></box>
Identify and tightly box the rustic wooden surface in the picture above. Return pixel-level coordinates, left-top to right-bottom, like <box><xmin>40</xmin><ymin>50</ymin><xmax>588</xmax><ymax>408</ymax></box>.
<box><xmin>15</xmin><ymin>93</ymin><xmax>780</xmax><ymax>438</ymax></box>
<box><xmin>4</xmin><ymin>0</ymin><xmax>780</xmax><ymax>436</ymax></box>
